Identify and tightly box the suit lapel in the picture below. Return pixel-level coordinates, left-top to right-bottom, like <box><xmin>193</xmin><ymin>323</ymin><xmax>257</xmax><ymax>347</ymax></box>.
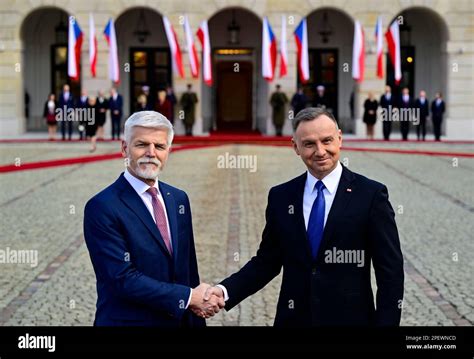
<box><xmin>159</xmin><ymin>182</ymin><xmax>179</xmax><ymax>267</ymax></box>
<box><xmin>315</xmin><ymin>165</ymin><xmax>356</xmax><ymax>264</ymax></box>
<box><xmin>117</xmin><ymin>175</ymin><xmax>172</xmax><ymax>258</ymax></box>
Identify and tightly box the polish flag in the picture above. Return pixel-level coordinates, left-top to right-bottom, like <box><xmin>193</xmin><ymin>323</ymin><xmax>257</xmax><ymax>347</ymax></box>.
<box><xmin>103</xmin><ymin>18</ymin><xmax>120</xmax><ymax>84</ymax></box>
<box><xmin>163</xmin><ymin>16</ymin><xmax>184</xmax><ymax>78</ymax></box>
<box><xmin>196</xmin><ymin>20</ymin><xmax>212</xmax><ymax>86</ymax></box>
<box><xmin>262</xmin><ymin>17</ymin><xmax>277</xmax><ymax>82</ymax></box>
<box><xmin>375</xmin><ymin>16</ymin><xmax>383</xmax><ymax>78</ymax></box>
<box><xmin>279</xmin><ymin>15</ymin><xmax>288</xmax><ymax>77</ymax></box>
<box><xmin>385</xmin><ymin>20</ymin><xmax>402</xmax><ymax>84</ymax></box>
<box><xmin>352</xmin><ymin>20</ymin><xmax>365</xmax><ymax>83</ymax></box>
<box><xmin>89</xmin><ymin>13</ymin><xmax>97</xmax><ymax>77</ymax></box>
<box><xmin>183</xmin><ymin>15</ymin><xmax>199</xmax><ymax>78</ymax></box>
<box><xmin>67</xmin><ymin>16</ymin><xmax>83</xmax><ymax>81</ymax></box>
<box><xmin>294</xmin><ymin>18</ymin><xmax>309</xmax><ymax>83</ymax></box>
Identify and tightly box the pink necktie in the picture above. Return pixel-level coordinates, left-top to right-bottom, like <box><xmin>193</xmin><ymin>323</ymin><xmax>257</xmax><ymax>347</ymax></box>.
<box><xmin>146</xmin><ymin>187</ymin><xmax>173</xmax><ymax>255</ymax></box>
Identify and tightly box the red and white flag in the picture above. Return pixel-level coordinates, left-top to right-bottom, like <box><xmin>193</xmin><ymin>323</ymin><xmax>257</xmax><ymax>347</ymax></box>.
<box><xmin>67</xmin><ymin>16</ymin><xmax>83</xmax><ymax>81</ymax></box>
<box><xmin>375</xmin><ymin>16</ymin><xmax>383</xmax><ymax>78</ymax></box>
<box><xmin>352</xmin><ymin>20</ymin><xmax>365</xmax><ymax>83</ymax></box>
<box><xmin>89</xmin><ymin>13</ymin><xmax>97</xmax><ymax>77</ymax></box>
<box><xmin>163</xmin><ymin>16</ymin><xmax>184</xmax><ymax>78</ymax></box>
<box><xmin>196</xmin><ymin>20</ymin><xmax>212</xmax><ymax>86</ymax></box>
<box><xmin>385</xmin><ymin>20</ymin><xmax>401</xmax><ymax>84</ymax></box>
<box><xmin>103</xmin><ymin>18</ymin><xmax>120</xmax><ymax>83</ymax></box>
<box><xmin>262</xmin><ymin>17</ymin><xmax>277</xmax><ymax>82</ymax></box>
<box><xmin>183</xmin><ymin>15</ymin><xmax>199</xmax><ymax>78</ymax></box>
<box><xmin>279</xmin><ymin>15</ymin><xmax>288</xmax><ymax>77</ymax></box>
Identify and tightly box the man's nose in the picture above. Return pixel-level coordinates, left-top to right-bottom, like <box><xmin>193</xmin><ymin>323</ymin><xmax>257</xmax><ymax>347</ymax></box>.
<box><xmin>315</xmin><ymin>143</ymin><xmax>326</xmax><ymax>157</ymax></box>
<box><xmin>145</xmin><ymin>144</ymin><xmax>155</xmax><ymax>156</ymax></box>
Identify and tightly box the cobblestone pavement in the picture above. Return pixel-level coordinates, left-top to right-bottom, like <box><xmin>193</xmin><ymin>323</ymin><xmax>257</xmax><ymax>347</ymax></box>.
<box><xmin>0</xmin><ymin>141</ymin><xmax>472</xmax><ymax>326</ymax></box>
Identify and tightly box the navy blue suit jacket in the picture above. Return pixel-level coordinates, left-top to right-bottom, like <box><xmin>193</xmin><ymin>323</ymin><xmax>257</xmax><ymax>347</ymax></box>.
<box><xmin>109</xmin><ymin>95</ymin><xmax>123</xmax><ymax>118</ymax></box>
<box><xmin>221</xmin><ymin>165</ymin><xmax>404</xmax><ymax>326</ymax></box>
<box><xmin>84</xmin><ymin>173</ymin><xmax>205</xmax><ymax>327</ymax></box>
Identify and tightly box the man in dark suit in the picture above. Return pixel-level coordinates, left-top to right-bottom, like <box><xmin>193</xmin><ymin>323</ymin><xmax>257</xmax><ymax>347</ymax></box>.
<box><xmin>431</xmin><ymin>92</ymin><xmax>446</xmax><ymax>141</ymax></box>
<box><xmin>58</xmin><ymin>84</ymin><xmax>75</xmax><ymax>140</ymax></box>
<box><xmin>379</xmin><ymin>85</ymin><xmax>395</xmax><ymax>140</ymax></box>
<box><xmin>109</xmin><ymin>87</ymin><xmax>123</xmax><ymax>140</ymax></box>
<box><xmin>205</xmin><ymin>107</ymin><xmax>404</xmax><ymax>326</ymax></box>
<box><xmin>398</xmin><ymin>87</ymin><xmax>414</xmax><ymax>141</ymax></box>
<box><xmin>415</xmin><ymin>90</ymin><xmax>429</xmax><ymax>141</ymax></box>
<box><xmin>84</xmin><ymin>111</ymin><xmax>223</xmax><ymax>326</ymax></box>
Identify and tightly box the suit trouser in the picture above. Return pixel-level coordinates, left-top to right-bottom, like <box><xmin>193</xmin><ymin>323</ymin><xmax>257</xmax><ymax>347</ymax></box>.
<box><xmin>400</xmin><ymin>121</ymin><xmax>410</xmax><ymax>140</ymax></box>
<box><xmin>61</xmin><ymin>120</ymin><xmax>73</xmax><ymax>140</ymax></box>
<box><xmin>433</xmin><ymin>116</ymin><xmax>443</xmax><ymax>141</ymax></box>
<box><xmin>111</xmin><ymin>116</ymin><xmax>122</xmax><ymax>139</ymax></box>
<box><xmin>416</xmin><ymin>116</ymin><xmax>427</xmax><ymax>140</ymax></box>
<box><xmin>382</xmin><ymin>120</ymin><xmax>392</xmax><ymax>140</ymax></box>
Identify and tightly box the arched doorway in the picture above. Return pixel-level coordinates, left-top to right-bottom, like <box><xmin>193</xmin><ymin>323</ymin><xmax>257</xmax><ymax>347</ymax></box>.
<box><xmin>204</xmin><ymin>7</ymin><xmax>266</xmax><ymax>133</ymax></box>
<box><xmin>21</xmin><ymin>7</ymin><xmax>76</xmax><ymax>131</ymax></box>
<box><xmin>115</xmin><ymin>7</ymin><xmax>171</xmax><ymax>117</ymax></box>
<box><xmin>305</xmin><ymin>8</ymin><xmax>354</xmax><ymax>132</ymax></box>
<box><xmin>387</xmin><ymin>8</ymin><xmax>449</xmax><ymax>107</ymax></box>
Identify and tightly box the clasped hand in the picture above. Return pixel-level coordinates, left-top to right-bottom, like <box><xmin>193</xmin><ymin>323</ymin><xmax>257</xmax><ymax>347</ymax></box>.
<box><xmin>189</xmin><ymin>283</ymin><xmax>225</xmax><ymax>319</ymax></box>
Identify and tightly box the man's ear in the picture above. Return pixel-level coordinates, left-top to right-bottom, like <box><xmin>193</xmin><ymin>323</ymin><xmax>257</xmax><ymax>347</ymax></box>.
<box><xmin>292</xmin><ymin>137</ymin><xmax>300</xmax><ymax>156</ymax></box>
<box><xmin>338</xmin><ymin>129</ymin><xmax>343</xmax><ymax>148</ymax></box>
<box><xmin>121</xmin><ymin>141</ymin><xmax>128</xmax><ymax>158</ymax></box>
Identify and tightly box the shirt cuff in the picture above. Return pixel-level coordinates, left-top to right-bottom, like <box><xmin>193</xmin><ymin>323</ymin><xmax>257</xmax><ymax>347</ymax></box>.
<box><xmin>216</xmin><ymin>284</ymin><xmax>229</xmax><ymax>302</ymax></box>
<box><xmin>185</xmin><ymin>288</ymin><xmax>192</xmax><ymax>309</ymax></box>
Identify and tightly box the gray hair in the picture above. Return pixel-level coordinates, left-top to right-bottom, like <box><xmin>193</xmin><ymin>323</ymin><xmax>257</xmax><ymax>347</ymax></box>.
<box><xmin>124</xmin><ymin>111</ymin><xmax>174</xmax><ymax>146</ymax></box>
<box><xmin>292</xmin><ymin>107</ymin><xmax>339</xmax><ymax>132</ymax></box>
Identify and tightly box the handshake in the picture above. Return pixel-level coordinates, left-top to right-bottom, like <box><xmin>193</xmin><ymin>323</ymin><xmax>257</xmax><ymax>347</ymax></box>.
<box><xmin>189</xmin><ymin>283</ymin><xmax>225</xmax><ymax>319</ymax></box>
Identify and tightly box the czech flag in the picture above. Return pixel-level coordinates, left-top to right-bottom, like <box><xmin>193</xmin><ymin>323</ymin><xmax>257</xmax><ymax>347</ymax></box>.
<box><xmin>163</xmin><ymin>16</ymin><xmax>184</xmax><ymax>78</ymax></box>
<box><xmin>89</xmin><ymin>13</ymin><xmax>97</xmax><ymax>78</ymax></box>
<box><xmin>385</xmin><ymin>20</ymin><xmax>402</xmax><ymax>84</ymax></box>
<box><xmin>279</xmin><ymin>15</ymin><xmax>288</xmax><ymax>78</ymax></box>
<box><xmin>183</xmin><ymin>15</ymin><xmax>199</xmax><ymax>78</ymax></box>
<box><xmin>104</xmin><ymin>18</ymin><xmax>120</xmax><ymax>84</ymax></box>
<box><xmin>294</xmin><ymin>18</ymin><xmax>309</xmax><ymax>83</ymax></box>
<box><xmin>352</xmin><ymin>20</ymin><xmax>365</xmax><ymax>83</ymax></box>
<box><xmin>67</xmin><ymin>16</ymin><xmax>83</xmax><ymax>81</ymax></box>
<box><xmin>375</xmin><ymin>16</ymin><xmax>383</xmax><ymax>79</ymax></box>
<box><xmin>196</xmin><ymin>20</ymin><xmax>212</xmax><ymax>86</ymax></box>
<box><xmin>262</xmin><ymin>17</ymin><xmax>277</xmax><ymax>82</ymax></box>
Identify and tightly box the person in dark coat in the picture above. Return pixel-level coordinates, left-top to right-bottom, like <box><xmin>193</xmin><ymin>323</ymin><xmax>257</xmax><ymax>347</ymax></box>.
<box><xmin>58</xmin><ymin>84</ymin><xmax>75</xmax><ymax>141</ymax></box>
<box><xmin>379</xmin><ymin>86</ymin><xmax>395</xmax><ymax>140</ymax></box>
<box><xmin>43</xmin><ymin>93</ymin><xmax>57</xmax><ymax>140</ymax></box>
<box><xmin>76</xmin><ymin>90</ymin><xmax>89</xmax><ymax>140</ymax></box>
<box><xmin>87</xmin><ymin>96</ymin><xmax>98</xmax><ymax>152</ymax></box>
<box><xmin>96</xmin><ymin>90</ymin><xmax>108</xmax><ymax>140</ymax></box>
<box><xmin>363</xmin><ymin>92</ymin><xmax>378</xmax><ymax>140</ymax></box>
<box><xmin>180</xmin><ymin>84</ymin><xmax>198</xmax><ymax>136</ymax></box>
<box><xmin>109</xmin><ymin>87</ymin><xmax>123</xmax><ymax>140</ymax></box>
<box><xmin>291</xmin><ymin>86</ymin><xmax>308</xmax><ymax>117</ymax></box>
<box><xmin>398</xmin><ymin>88</ymin><xmax>414</xmax><ymax>141</ymax></box>
<box><xmin>431</xmin><ymin>92</ymin><xmax>446</xmax><ymax>141</ymax></box>
<box><xmin>415</xmin><ymin>90</ymin><xmax>429</xmax><ymax>141</ymax></box>
<box><xmin>155</xmin><ymin>90</ymin><xmax>173</xmax><ymax>122</ymax></box>
<box><xmin>166</xmin><ymin>85</ymin><xmax>177</xmax><ymax>124</ymax></box>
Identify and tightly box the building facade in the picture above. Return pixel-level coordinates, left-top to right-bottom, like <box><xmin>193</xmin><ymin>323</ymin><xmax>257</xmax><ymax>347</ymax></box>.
<box><xmin>0</xmin><ymin>0</ymin><xmax>472</xmax><ymax>139</ymax></box>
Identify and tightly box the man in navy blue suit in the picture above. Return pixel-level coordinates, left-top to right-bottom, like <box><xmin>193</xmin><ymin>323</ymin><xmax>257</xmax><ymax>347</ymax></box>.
<box><xmin>84</xmin><ymin>111</ymin><xmax>223</xmax><ymax>326</ymax></box>
<box><xmin>109</xmin><ymin>87</ymin><xmax>123</xmax><ymax>140</ymax></box>
<box><xmin>206</xmin><ymin>107</ymin><xmax>404</xmax><ymax>326</ymax></box>
<box><xmin>58</xmin><ymin>84</ymin><xmax>75</xmax><ymax>141</ymax></box>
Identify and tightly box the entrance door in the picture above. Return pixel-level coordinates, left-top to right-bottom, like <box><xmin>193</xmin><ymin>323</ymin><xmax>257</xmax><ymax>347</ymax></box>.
<box><xmin>129</xmin><ymin>47</ymin><xmax>171</xmax><ymax>114</ymax></box>
<box><xmin>299</xmin><ymin>49</ymin><xmax>338</xmax><ymax>119</ymax></box>
<box><xmin>215</xmin><ymin>61</ymin><xmax>253</xmax><ymax>131</ymax></box>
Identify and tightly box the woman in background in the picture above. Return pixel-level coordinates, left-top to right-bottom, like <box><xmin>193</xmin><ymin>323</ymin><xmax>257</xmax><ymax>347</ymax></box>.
<box><xmin>43</xmin><ymin>93</ymin><xmax>57</xmax><ymax>140</ymax></box>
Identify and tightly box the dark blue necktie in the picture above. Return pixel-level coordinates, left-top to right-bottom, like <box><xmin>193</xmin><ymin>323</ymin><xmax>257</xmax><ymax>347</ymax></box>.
<box><xmin>307</xmin><ymin>180</ymin><xmax>326</xmax><ymax>260</ymax></box>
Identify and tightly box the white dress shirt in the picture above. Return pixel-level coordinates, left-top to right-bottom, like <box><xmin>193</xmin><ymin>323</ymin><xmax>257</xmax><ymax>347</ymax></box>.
<box><xmin>217</xmin><ymin>162</ymin><xmax>343</xmax><ymax>302</ymax></box>
<box><xmin>303</xmin><ymin>161</ymin><xmax>343</xmax><ymax>230</ymax></box>
<box><xmin>124</xmin><ymin>169</ymin><xmax>193</xmax><ymax>307</ymax></box>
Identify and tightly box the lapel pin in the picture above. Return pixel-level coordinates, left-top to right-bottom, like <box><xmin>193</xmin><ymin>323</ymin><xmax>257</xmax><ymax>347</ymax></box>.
<box><xmin>167</xmin><ymin>192</ymin><xmax>170</xmax><ymax>196</ymax></box>
<box><xmin>346</xmin><ymin>188</ymin><xmax>352</xmax><ymax>192</ymax></box>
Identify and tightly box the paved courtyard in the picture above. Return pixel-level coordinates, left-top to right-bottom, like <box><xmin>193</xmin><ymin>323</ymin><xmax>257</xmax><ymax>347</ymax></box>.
<box><xmin>0</xmin><ymin>140</ymin><xmax>473</xmax><ymax>326</ymax></box>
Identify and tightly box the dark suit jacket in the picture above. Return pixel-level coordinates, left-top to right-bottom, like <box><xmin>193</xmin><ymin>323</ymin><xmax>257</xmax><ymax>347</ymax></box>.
<box><xmin>58</xmin><ymin>92</ymin><xmax>75</xmax><ymax>109</ymax></box>
<box><xmin>379</xmin><ymin>94</ymin><xmax>395</xmax><ymax>109</ymax></box>
<box><xmin>415</xmin><ymin>99</ymin><xmax>429</xmax><ymax>119</ymax></box>
<box><xmin>109</xmin><ymin>95</ymin><xmax>123</xmax><ymax>118</ymax></box>
<box><xmin>221</xmin><ymin>165</ymin><xmax>404</xmax><ymax>326</ymax></box>
<box><xmin>431</xmin><ymin>100</ymin><xmax>445</xmax><ymax>119</ymax></box>
<box><xmin>84</xmin><ymin>173</ymin><xmax>205</xmax><ymax>327</ymax></box>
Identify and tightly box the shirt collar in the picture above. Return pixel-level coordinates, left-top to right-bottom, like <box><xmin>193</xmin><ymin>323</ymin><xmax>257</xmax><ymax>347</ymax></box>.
<box><xmin>306</xmin><ymin>161</ymin><xmax>343</xmax><ymax>195</ymax></box>
<box><xmin>124</xmin><ymin>168</ymin><xmax>159</xmax><ymax>196</ymax></box>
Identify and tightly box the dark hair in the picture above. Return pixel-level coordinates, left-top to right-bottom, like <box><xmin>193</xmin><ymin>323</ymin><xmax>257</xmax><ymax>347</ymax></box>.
<box><xmin>292</xmin><ymin>107</ymin><xmax>338</xmax><ymax>132</ymax></box>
